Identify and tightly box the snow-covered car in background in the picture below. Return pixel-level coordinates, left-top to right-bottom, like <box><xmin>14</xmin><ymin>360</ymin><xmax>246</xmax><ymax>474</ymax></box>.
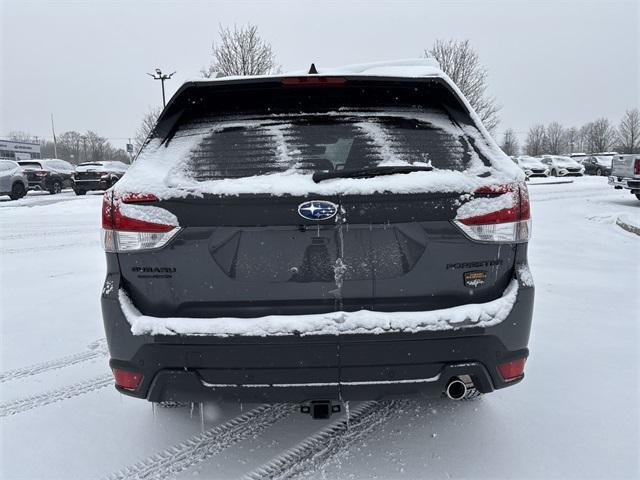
<box><xmin>582</xmin><ymin>154</ymin><xmax>614</xmax><ymax>176</ymax></box>
<box><xmin>17</xmin><ymin>158</ymin><xmax>75</xmax><ymax>194</ymax></box>
<box><xmin>539</xmin><ymin>155</ymin><xmax>585</xmax><ymax>177</ymax></box>
<box><xmin>515</xmin><ymin>156</ymin><xmax>549</xmax><ymax>178</ymax></box>
<box><xmin>101</xmin><ymin>59</ymin><xmax>534</xmax><ymax>417</ymax></box>
<box><xmin>0</xmin><ymin>159</ymin><xmax>28</xmax><ymax>200</ymax></box>
<box><xmin>72</xmin><ymin>161</ymin><xmax>130</xmax><ymax>195</ymax></box>
<box><xmin>609</xmin><ymin>154</ymin><xmax>640</xmax><ymax>200</ymax></box>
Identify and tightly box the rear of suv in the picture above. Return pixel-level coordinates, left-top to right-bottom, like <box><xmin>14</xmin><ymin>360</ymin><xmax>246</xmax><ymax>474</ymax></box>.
<box><xmin>72</xmin><ymin>160</ymin><xmax>130</xmax><ymax>195</ymax></box>
<box><xmin>18</xmin><ymin>158</ymin><xmax>75</xmax><ymax>193</ymax></box>
<box><xmin>101</xmin><ymin>60</ymin><xmax>534</xmax><ymax>410</ymax></box>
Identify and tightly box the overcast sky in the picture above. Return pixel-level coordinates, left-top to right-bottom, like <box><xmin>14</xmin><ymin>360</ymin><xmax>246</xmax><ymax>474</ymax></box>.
<box><xmin>1</xmin><ymin>0</ymin><xmax>638</xmax><ymax>148</ymax></box>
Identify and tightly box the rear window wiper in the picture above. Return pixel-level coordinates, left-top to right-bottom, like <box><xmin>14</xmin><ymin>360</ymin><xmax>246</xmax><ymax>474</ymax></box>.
<box><xmin>312</xmin><ymin>165</ymin><xmax>433</xmax><ymax>183</ymax></box>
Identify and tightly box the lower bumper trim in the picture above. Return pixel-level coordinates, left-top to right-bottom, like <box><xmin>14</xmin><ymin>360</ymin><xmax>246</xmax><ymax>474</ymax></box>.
<box><xmin>201</xmin><ymin>374</ymin><xmax>441</xmax><ymax>389</ymax></box>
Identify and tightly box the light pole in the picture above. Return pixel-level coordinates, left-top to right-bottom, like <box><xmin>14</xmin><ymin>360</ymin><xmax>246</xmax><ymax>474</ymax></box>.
<box><xmin>147</xmin><ymin>68</ymin><xmax>176</xmax><ymax>107</ymax></box>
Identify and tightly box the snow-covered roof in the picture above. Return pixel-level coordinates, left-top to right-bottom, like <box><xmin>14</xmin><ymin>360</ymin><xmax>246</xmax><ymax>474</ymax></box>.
<box><xmin>188</xmin><ymin>58</ymin><xmax>443</xmax><ymax>83</ymax></box>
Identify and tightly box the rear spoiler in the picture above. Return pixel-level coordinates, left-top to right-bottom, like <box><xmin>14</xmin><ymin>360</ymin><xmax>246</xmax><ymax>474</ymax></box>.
<box><xmin>150</xmin><ymin>76</ymin><xmax>471</xmax><ymax>144</ymax></box>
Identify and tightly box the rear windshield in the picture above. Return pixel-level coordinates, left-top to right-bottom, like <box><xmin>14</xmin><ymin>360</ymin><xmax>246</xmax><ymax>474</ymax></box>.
<box><xmin>177</xmin><ymin>112</ymin><xmax>489</xmax><ymax>182</ymax></box>
<box><xmin>18</xmin><ymin>162</ymin><xmax>42</xmax><ymax>169</ymax></box>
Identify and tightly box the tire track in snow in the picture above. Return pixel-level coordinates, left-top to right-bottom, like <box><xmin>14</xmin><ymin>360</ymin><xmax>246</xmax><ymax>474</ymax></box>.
<box><xmin>103</xmin><ymin>403</ymin><xmax>294</xmax><ymax>480</ymax></box>
<box><xmin>0</xmin><ymin>373</ymin><xmax>113</xmax><ymax>417</ymax></box>
<box><xmin>0</xmin><ymin>339</ymin><xmax>108</xmax><ymax>383</ymax></box>
<box><xmin>243</xmin><ymin>400</ymin><xmax>408</xmax><ymax>480</ymax></box>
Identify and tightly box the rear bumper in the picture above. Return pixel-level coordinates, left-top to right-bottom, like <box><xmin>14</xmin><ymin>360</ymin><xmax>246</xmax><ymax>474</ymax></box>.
<box><xmin>102</xmin><ymin>271</ymin><xmax>534</xmax><ymax>403</ymax></box>
<box><xmin>73</xmin><ymin>179</ymin><xmax>111</xmax><ymax>191</ymax></box>
<box><xmin>609</xmin><ymin>176</ymin><xmax>640</xmax><ymax>191</ymax></box>
<box><xmin>26</xmin><ymin>179</ymin><xmax>49</xmax><ymax>190</ymax></box>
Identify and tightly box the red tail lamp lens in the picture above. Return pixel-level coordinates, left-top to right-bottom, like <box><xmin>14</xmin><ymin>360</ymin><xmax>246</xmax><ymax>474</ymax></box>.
<box><xmin>112</xmin><ymin>368</ymin><xmax>143</xmax><ymax>390</ymax></box>
<box><xmin>497</xmin><ymin>358</ymin><xmax>527</xmax><ymax>382</ymax></box>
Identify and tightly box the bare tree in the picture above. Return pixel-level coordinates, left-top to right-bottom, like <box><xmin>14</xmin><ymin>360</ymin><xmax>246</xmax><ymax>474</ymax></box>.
<box><xmin>134</xmin><ymin>107</ymin><xmax>162</xmax><ymax>153</ymax></box>
<box><xmin>544</xmin><ymin>122</ymin><xmax>566</xmax><ymax>154</ymax></box>
<box><xmin>425</xmin><ymin>39</ymin><xmax>500</xmax><ymax>132</ymax></box>
<box><xmin>57</xmin><ymin>131</ymin><xmax>83</xmax><ymax>164</ymax></box>
<box><xmin>616</xmin><ymin>108</ymin><xmax>640</xmax><ymax>154</ymax></box>
<box><xmin>501</xmin><ymin>129</ymin><xmax>519</xmax><ymax>156</ymax></box>
<box><xmin>563</xmin><ymin>127</ymin><xmax>582</xmax><ymax>153</ymax></box>
<box><xmin>201</xmin><ymin>24</ymin><xmax>279</xmax><ymax>78</ymax></box>
<box><xmin>583</xmin><ymin>118</ymin><xmax>616</xmax><ymax>152</ymax></box>
<box><xmin>7</xmin><ymin>131</ymin><xmax>38</xmax><ymax>143</ymax></box>
<box><xmin>525</xmin><ymin>124</ymin><xmax>546</xmax><ymax>156</ymax></box>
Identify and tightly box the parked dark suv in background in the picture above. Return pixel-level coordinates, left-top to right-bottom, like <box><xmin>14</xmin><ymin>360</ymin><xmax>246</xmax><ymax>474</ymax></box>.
<box><xmin>18</xmin><ymin>158</ymin><xmax>75</xmax><ymax>194</ymax></box>
<box><xmin>101</xmin><ymin>60</ymin><xmax>534</xmax><ymax>417</ymax></box>
<box><xmin>72</xmin><ymin>161</ymin><xmax>130</xmax><ymax>195</ymax></box>
<box><xmin>582</xmin><ymin>154</ymin><xmax>613</xmax><ymax>176</ymax></box>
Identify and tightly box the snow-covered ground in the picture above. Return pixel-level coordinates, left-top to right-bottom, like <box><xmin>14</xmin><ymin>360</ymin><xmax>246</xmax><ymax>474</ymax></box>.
<box><xmin>1</xmin><ymin>177</ymin><xmax>638</xmax><ymax>479</ymax></box>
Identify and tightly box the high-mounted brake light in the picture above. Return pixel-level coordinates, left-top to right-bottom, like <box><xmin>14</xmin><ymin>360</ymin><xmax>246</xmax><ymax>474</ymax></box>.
<box><xmin>281</xmin><ymin>76</ymin><xmax>346</xmax><ymax>87</ymax></box>
<box><xmin>101</xmin><ymin>191</ymin><xmax>180</xmax><ymax>252</ymax></box>
<box><xmin>112</xmin><ymin>368</ymin><xmax>143</xmax><ymax>390</ymax></box>
<box><xmin>453</xmin><ymin>183</ymin><xmax>531</xmax><ymax>243</ymax></box>
<box><xmin>497</xmin><ymin>358</ymin><xmax>527</xmax><ymax>382</ymax></box>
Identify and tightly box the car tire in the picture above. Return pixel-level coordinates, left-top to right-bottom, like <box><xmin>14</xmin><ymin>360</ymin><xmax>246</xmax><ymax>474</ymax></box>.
<box><xmin>635</xmin><ymin>193</ymin><xmax>640</xmax><ymax>201</ymax></box>
<box><xmin>75</xmin><ymin>189</ymin><xmax>87</xmax><ymax>196</ymax></box>
<box><xmin>49</xmin><ymin>180</ymin><xmax>62</xmax><ymax>194</ymax></box>
<box><xmin>596</xmin><ymin>168</ymin><xmax>602</xmax><ymax>176</ymax></box>
<box><xmin>9</xmin><ymin>182</ymin><xmax>26</xmax><ymax>200</ymax></box>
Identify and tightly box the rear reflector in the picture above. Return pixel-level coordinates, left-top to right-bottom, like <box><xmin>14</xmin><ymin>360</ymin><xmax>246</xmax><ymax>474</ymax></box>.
<box><xmin>281</xmin><ymin>76</ymin><xmax>346</xmax><ymax>87</ymax></box>
<box><xmin>497</xmin><ymin>358</ymin><xmax>527</xmax><ymax>382</ymax></box>
<box><xmin>101</xmin><ymin>191</ymin><xmax>180</xmax><ymax>252</ymax></box>
<box><xmin>453</xmin><ymin>182</ymin><xmax>531</xmax><ymax>243</ymax></box>
<box><xmin>112</xmin><ymin>368</ymin><xmax>143</xmax><ymax>390</ymax></box>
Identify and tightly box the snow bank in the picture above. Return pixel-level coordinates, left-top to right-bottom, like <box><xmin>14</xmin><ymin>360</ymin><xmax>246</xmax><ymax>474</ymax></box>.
<box><xmin>119</xmin><ymin>279</ymin><xmax>519</xmax><ymax>337</ymax></box>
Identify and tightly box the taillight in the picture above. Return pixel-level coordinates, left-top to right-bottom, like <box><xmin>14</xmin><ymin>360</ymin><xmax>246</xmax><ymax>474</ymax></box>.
<box><xmin>453</xmin><ymin>183</ymin><xmax>531</xmax><ymax>243</ymax></box>
<box><xmin>112</xmin><ymin>368</ymin><xmax>143</xmax><ymax>390</ymax></box>
<box><xmin>101</xmin><ymin>191</ymin><xmax>180</xmax><ymax>252</ymax></box>
<box><xmin>497</xmin><ymin>358</ymin><xmax>527</xmax><ymax>382</ymax></box>
<box><xmin>634</xmin><ymin>158</ymin><xmax>640</xmax><ymax>175</ymax></box>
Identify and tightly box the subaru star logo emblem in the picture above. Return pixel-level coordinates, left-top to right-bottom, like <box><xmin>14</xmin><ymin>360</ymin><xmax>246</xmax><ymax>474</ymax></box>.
<box><xmin>297</xmin><ymin>200</ymin><xmax>338</xmax><ymax>221</ymax></box>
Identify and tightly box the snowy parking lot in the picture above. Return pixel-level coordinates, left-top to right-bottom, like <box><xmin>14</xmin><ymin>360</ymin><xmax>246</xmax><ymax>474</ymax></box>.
<box><xmin>0</xmin><ymin>177</ymin><xmax>638</xmax><ymax>479</ymax></box>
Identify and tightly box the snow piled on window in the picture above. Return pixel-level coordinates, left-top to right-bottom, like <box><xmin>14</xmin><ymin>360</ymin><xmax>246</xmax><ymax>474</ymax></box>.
<box><xmin>114</xmin><ymin>109</ymin><xmax>523</xmax><ymax>199</ymax></box>
<box><xmin>118</xmin><ymin>278</ymin><xmax>519</xmax><ymax>337</ymax></box>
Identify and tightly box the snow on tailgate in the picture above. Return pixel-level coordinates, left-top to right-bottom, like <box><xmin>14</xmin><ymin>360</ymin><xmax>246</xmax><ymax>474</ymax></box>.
<box><xmin>118</xmin><ymin>279</ymin><xmax>519</xmax><ymax>337</ymax></box>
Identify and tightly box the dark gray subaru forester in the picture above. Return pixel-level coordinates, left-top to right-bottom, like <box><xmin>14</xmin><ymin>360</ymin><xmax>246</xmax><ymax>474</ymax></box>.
<box><xmin>101</xmin><ymin>60</ymin><xmax>534</xmax><ymax>416</ymax></box>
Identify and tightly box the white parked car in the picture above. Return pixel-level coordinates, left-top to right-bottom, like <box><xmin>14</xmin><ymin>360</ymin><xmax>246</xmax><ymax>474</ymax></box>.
<box><xmin>539</xmin><ymin>155</ymin><xmax>585</xmax><ymax>177</ymax></box>
<box><xmin>515</xmin><ymin>156</ymin><xmax>549</xmax><ymax>178</ymax></box>
<box><xmin>0</xmin><ymin>159</ymin><xmax>28</xmax><ymax>200</ymax></box>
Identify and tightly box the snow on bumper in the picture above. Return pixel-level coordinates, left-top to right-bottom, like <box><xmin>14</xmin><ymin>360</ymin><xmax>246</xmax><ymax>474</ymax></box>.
<box><xmin>118</xmin><ymin>279</ymin><xmax>519</xmax><ymax>337</ymax></box>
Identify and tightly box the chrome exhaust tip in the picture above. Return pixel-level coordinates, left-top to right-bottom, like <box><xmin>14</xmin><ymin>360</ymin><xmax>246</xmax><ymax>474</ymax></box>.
<box><xmin>446</xmin><ymin>378</ymin><xmax>468</xmax><ymax>400</ymax></box>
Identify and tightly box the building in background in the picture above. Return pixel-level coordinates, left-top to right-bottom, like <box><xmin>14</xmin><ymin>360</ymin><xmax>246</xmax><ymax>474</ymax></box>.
<box><xmin>0</xmin><ymin>139</ymin><xmax>41</xmax><ymax>160</ymax></box>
